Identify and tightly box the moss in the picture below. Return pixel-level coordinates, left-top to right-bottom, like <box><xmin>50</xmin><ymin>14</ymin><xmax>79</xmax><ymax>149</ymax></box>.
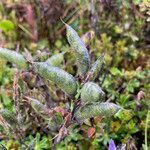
<box><xmin>81</xmin><ymin>82</ymin><xmax>105</xmax><ymax>103</ymax></box>
<box><xmin>33</xmin><ymin>62</ymin><xmax>77</xmax><ymax>95</ymax></box>
<box><xmin>75</xmin><ymin>102</ymin><xmax>122</xmax><ymax>123</ymax></box>
<box><xmin>66</xmin><ymin>24</ymin><xmax>90</xmax><ymax>76</ymax></box>
<box><xmin>0</xmin><ymin>48</ymin><xmax>28</xmax><ymax>69</ymax></box>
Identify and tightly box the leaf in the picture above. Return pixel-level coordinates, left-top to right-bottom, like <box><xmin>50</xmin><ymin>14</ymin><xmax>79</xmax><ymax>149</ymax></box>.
<box><xmin>54</xmin><ymin>107</ymin><xmax>67</xmax><ymax>117</ymax></box>
<box><xmin>35</xmin><ymin>133</ymin><xmax>50</xmax><ymax>150</ymax></box>
<box><xmin>87</xmin><ymin>127</ymin><xmax>95</xmax><ymax>138</ymax></box>
<box><xmin>114</xmin><ymin>109</ymin><xmax>133</xmax><ymax>121</ymax></box>
<box><xmin>0</xmin><ymin>20</ymin><xmax>15</xmax><ymax>32</ymax></box>
<box><xmin>0</xmin><ymin>143</ymin><xmax>7</xmax><ymax>150</ymax></box>
<box><xmin>110</xmin><ymin>67</ymin><xmax>122</xmax><ymax>76</ymax></box>
<box><xmin>37</xmin><ymin>39</ymin><xmax>49</xmax><ymax>49</ymax></box>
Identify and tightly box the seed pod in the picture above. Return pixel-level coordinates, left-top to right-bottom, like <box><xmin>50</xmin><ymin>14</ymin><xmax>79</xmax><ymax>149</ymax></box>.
<box><xmin>65</xmin><ymin>24</ymin><xmax>90</xmax><ymax>76</ymax></box>
<box><xmin>29</xmin><ymin>98</ymin><xmax>50</xmax><ymax>120</ymax></box>
<box><xmin>46</xmin><ymin>52</ymin><xmax>64</xmax><ymax>67</ymax></box>
<box><xmin>28</xmin><ymin>97</ymin><xmax>63</xmax><ymax>131</ymax></box>
<box><xmin>33</xmin><ymin>62</ymin><xmax>77</xmax><ymax>95</ymax></box>
<box><xmin>0</xmin><ymin>47</ymin><xmax>28</xmax><ymax>69</ymax></box>
<box><xmin>75</xmin><ymin>102</ymin><xmax>122</xmax><ymax>123</ymax></box>
<box><xmin>48</xmin><ymin>113</ymin><xmax>63</xmax><ymax>132</ymax></box>
<box><xmin>81</xmin><ymin>82</ymin><xmax>105</xmax><ymax>103</ymax></box>
<box><xmin>88</xmin><ymin>54</ymin><xmax>105</xmax><ymax>81</ymax></box>
<box><xmin>0</xmin><ymin>109</ymin><xmax>17</xmax><ymax>125</ymax></box>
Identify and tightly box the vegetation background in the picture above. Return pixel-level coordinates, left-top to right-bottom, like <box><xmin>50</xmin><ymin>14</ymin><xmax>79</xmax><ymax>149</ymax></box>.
<box><xmin>0</xmin><ymin>0</ymin><xmax>149</xmax><ymax>149</ymax></box>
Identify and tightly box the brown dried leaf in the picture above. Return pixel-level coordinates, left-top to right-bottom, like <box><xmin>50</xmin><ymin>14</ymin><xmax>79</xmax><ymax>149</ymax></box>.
<box><xmin>87</xmin><ymin>127</ymin><xmax>95</xmax><ymax>138</ymax></box>
<box><xmin>54</xmin><ymin>107</ymin><xmax>67</xmax><ymax>117</ymax></box>
<box><xmin>54</xmin><ymin>126</ymin><xmax>68</xmax><ymax>144</ymax></box>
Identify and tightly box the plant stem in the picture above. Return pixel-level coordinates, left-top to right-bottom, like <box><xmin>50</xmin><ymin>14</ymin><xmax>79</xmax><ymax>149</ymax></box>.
<box><xmin>145</xmin><ymin>110</ymin><xmax>150</xmax><ymax>150</ymax></box>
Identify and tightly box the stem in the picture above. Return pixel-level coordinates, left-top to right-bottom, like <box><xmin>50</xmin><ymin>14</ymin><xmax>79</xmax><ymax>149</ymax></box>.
<box><xmin>145</xmin><ymin>110</ymin><xmax>150</xmax><ymax>150</ymax></box>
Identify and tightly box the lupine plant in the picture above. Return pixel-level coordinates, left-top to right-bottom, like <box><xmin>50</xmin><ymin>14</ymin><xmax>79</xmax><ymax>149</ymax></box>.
<box><xmin>0</xmin><ymin>23</ymin><xmax>122</xmax><ymax>146</ymax></box>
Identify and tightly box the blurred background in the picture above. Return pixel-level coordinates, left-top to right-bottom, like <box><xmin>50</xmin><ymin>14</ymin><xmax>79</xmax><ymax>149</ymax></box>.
<box><xmin>0</xmin><ymin>0</ymin><xmax>149</xmax><ymax>149</ymax></box>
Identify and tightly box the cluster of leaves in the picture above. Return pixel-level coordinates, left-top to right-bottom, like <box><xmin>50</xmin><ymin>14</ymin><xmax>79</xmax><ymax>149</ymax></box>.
<box><xmin>0</xmin><ymin>0</ymin><xmax>149</xmax><ymax>149</ymax></box>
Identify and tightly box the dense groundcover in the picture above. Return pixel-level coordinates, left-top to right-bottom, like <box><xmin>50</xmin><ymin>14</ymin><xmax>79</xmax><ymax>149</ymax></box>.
<box><xmin>0</xmin><ymin>0</ymin><xmax>149</xmax><ymax>150</ymax></box>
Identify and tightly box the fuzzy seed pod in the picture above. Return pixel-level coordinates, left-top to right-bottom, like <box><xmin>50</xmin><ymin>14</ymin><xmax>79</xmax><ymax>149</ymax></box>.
<box><xmin>65</xmin><ymin>24</ymin><xmax>90</xmax><ymax>76</ymax></box>
<box><xmin>0</xmin><ymin>109</ymin><xmax>17</xmax><ymax>125</ymax></box>
<box><xmin>81</xmin><ymin>82</ymin><xmax>105</xmax><ymax>103</ymax></box>
<box><xmin>28</xmin><ymin>98</ymin><xmax>63</xmax><ymax>131</ymax></box>
<box><xmin>29</xmin><ymin>98</ymin><xmax>49</xmax><ymax>120</ymax></box>
<box><xmin>0</xmin><ymin>48</ymin><xmax>28</xmax><ymax>69</ymax></box>
<box><xmin>75</xmin><ymin>102</ymin><xmax>122</xmax><ymax>123</ymax></box>
<box><xmin>46</xmin><ymin>52</ymin><xmax>64</xmax><ymax>67</ymax></box>
<box><xmin>88</xmin><ymin>54</ymin><xmax>105</xmax><ymax>81</ymax></box>
<box><xmin>33</xmin><ymin>62</ymin><xmax>77</xmax><ymax>95</ymax></box>
<box><xmin>48</xmin><ymin>113</ymin><xmax>63</xmax><ymax>132</ymax></box>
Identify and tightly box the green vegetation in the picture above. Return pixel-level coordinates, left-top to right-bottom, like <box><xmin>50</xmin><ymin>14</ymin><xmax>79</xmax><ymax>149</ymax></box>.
<box><xmin>0</xmin><ymin>0</ymin><xmax>149</xmax><ymax>149</ymax></box>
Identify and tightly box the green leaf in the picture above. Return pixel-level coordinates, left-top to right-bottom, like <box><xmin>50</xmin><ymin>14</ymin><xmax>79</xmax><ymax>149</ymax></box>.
<box><xmin>0</xmin><ymin>20</ymin><xmax>15</xmax><ymax>32</ymax></box>
<box><xmin>114</xmin><ymin>109</ymin><xmax>133</xmax><ymax>121</ymax></box>
<box><xmin>110</xmin><ymin>67</ymin><xmax>122</xmax><ymax>76</ymax></box>
<box><xmin>37</xmin><ymin>39</ymin><xmax>49</xmax><ymax>49</ymax></box>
